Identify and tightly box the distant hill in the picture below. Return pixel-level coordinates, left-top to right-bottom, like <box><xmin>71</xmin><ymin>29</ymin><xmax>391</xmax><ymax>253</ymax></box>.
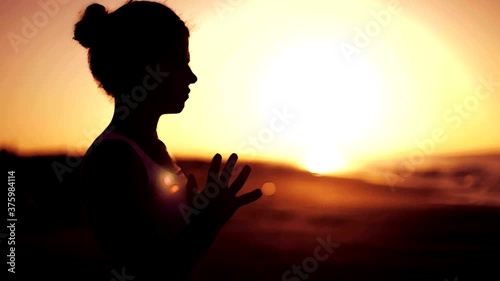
<box><xmin>4</xmin><ymin>148</ymin><xmax>499</xmax><ymax>235</ymax></box>
<box><xmin>0</xmin><ymin>149</ymin><xmax>311</xmax><ymax>233</ymax></box>
<box><xmin>361</xmin><ymin>152</ymin><xmax>500</xmax><ymax>191</ymax></box>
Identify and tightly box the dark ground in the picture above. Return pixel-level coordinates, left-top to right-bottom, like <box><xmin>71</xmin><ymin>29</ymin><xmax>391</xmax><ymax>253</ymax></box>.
<box><xmin>2</xmin><ymin>150</ymin><xmax>499</xmax><ymax>281</ymax></box>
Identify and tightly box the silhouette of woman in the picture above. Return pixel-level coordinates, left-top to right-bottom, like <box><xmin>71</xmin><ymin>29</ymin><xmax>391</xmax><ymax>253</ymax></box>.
<box><xmin>75</xmin><ymin>1</ymin><xmax>263</xmax><ymax>280</ymax></box>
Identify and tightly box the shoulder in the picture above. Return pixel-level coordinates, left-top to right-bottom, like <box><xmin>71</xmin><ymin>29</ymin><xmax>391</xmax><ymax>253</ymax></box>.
<box><xmin>84</xmin><ymin>134</ymin><xmax>140</xmax><ymax>164</ymax></box>
<box><xmin>81</xmin><ymin>137</ymin><xmax>148</xmax><ymax>186</ymax></box>
<box><xmin>80</xmin><ymin>136</ymin><xmax>153</xmax><ymax>225</ymax></box>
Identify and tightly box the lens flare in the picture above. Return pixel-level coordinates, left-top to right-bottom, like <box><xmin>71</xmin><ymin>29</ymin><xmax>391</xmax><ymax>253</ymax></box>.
<box><xmin>163</xmin><ymin>174</ymin><xmax>173</xmax><ymax>186</ymax></box>
<box><xmin>261</xmin><ymin>182</ymin><xmax>277</xmax><ymax>196</ymax></box>
<box><xmin>170</xmin><ymin>184</ymin><xmax>180</xmax><ymax>193</ymax></box>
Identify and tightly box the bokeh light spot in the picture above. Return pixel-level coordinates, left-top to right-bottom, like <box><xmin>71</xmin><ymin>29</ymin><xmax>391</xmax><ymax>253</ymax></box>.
<box><xmin>261</xmin><ymin>182</ymin><xmax>276</xmax><ymax>196</ymax></box>
<box><xmin>170</xmin><ymin>184</ymin><xmax>180</xmax><ymax>193</ymax></box>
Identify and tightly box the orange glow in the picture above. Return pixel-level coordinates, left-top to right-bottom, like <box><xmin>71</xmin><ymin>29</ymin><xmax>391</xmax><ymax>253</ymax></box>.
<box><xmin>1</xmin><ymin>0</ymin><xmax>500</xmax><ymax>175</ymax></box>
<box><xmin>303</xmin><ymin>147</ymin><xmax>349</xmax><ymax>175</ymax></box>
<box><xmin>163</xmin><ymin>175</ymin><xmax>173</xmax><ymax>186</ymax></box>
<box><xmin>261</xmin><ymin>182</ymin><xmax>277</xmax><ymax>197</ymax></box>
<box><xmin>169</xmin><ymin>185</ymin><xmax>180</xmax><ymax>194</ymax></box>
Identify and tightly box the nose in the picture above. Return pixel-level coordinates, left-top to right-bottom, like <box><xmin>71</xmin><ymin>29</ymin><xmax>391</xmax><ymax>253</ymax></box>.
<box><xmin>188</xmin><ymin>66</ymin><xmax>197</xmax><ymax>84</ymax></box>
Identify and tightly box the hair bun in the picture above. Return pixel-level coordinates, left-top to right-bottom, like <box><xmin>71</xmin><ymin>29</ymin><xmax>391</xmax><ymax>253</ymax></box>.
<box><xmin>73</xmin><ymin>3</ymin><xmax>109</xmax><ymax>48</ymax></box>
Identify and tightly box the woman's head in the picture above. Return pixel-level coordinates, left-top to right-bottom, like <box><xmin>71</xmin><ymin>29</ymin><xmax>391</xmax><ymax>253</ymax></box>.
<box><xmin>74</xmin><ymin>1</ymin><xmax>197</xmax><ymax>114</ymax></box>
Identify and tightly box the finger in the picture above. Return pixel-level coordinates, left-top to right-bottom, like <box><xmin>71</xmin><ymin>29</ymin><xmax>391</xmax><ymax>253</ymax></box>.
<box><xmin>186</xmin><ymin>174</ymin><xmax>198</xmax><ymax>191</ymax></box>
<box><xmin>206</xmin><ymin>153</ymin><xmax>222</xmax><ymax>185</ymax></box>
<box><xmin>220</xmin><ymin>153</ymin><xmax>238</xmax><ymax>186</ymax></box>
<box><xmin>228</xmin><ymin>165</ymin><xmax>251</xmax><ymax>196</ymax></box>
<box><xmin>186</xmin><ymin>174</ymin><xmax>199</xmax><ymax>200</ymax></box>
<box><xmin>234</xmin><ymin>189</ymin><xmax>263</xmax><ymax>208</ymax></box>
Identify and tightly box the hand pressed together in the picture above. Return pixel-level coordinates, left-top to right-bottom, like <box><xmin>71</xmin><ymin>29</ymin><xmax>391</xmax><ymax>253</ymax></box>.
<box><xmin>184</xmin><ymin>153</ymin><xmax>263</xmax><ymax>227</ymax></box>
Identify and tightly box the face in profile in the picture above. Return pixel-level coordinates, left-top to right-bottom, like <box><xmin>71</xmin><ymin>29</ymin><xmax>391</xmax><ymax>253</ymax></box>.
<box><xmin>150</xmin><ymin>36</ymin><xmax>198</xmax><ymax>115</ymax></box>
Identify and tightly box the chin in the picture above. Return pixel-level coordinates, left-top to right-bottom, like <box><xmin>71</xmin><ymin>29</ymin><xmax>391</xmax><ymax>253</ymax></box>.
<box><xmin>163</xmin><ymin>104</ymin><xmax>185</xmax><ymax>114</ymax></box>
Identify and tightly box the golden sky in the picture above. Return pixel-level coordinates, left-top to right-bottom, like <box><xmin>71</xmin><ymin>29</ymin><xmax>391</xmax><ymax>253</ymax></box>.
<box><xmin>1</xmin><ymin>0</ymin><xmax>499</xmax><ymax>174</ymax></box>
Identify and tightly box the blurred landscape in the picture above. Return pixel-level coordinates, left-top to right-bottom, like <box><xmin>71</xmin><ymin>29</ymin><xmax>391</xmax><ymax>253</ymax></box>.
<box><xmin>2</xmin><ymin>149</ymin><xmax>500</xmax><ymax>281</ymax></box>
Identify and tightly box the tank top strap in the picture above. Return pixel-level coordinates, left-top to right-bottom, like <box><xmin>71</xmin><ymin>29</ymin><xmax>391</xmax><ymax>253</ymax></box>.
<box><xmin>97</xmin><ymin>132</ymin><xmax>190</xmax><ymax>237</ymax></box>
<box><xmin>97</xmin><ymin>132</ymin><xmax>187</xmax><ymax>191</ymax></box>
<box><xmin>99</xmin><ymin>132</ymin><xmax>158</xmax><ymax>186</ymax></box>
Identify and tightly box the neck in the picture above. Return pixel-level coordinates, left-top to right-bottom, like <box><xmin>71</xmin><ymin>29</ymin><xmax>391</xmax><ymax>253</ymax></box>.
<box><xmin>108</xmin><ymin>104</ymin><xmax>161</xmax><ymax>141</ymax></box>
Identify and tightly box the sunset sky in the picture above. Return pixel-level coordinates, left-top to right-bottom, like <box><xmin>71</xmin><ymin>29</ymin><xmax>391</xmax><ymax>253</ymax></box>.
<box><xmin>1</xmin><ymin>0</ymin><xmax>499</xmax><ymax>174</ymax></box>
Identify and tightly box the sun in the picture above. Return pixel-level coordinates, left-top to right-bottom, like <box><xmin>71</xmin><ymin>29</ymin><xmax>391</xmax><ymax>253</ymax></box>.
<box><xmin>302</xmin><ymin>147</ymin><xmax>349</xmax><ymax>175</ymax></box>
<box><xmin>258</xmin><ymin>38</ymin><xmax>382</xmax><ymax>174</ymax></box>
